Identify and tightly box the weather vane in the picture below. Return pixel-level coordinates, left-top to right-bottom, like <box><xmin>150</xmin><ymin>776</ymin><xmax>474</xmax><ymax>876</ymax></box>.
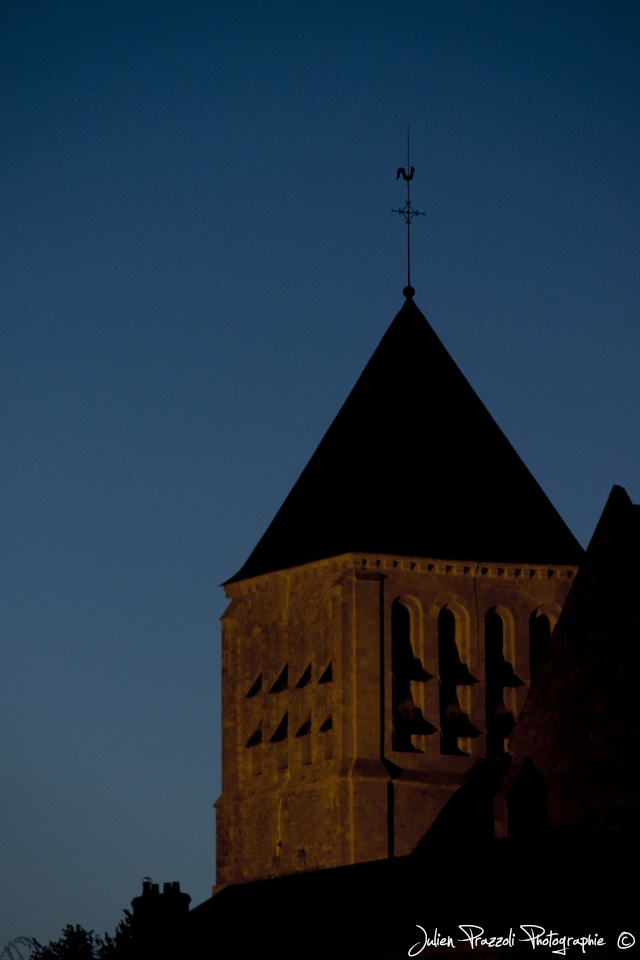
<box><xmin>392</xmin><ymin>127</ymin><xmax>425</xmax><ymax>298</ymax></box>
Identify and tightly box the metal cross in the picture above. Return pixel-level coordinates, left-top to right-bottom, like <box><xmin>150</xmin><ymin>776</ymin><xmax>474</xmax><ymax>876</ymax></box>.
<box><xmin>391</xmin><ymin>128</ymin><xmax>425</xmax><ymax>297</ymax></box>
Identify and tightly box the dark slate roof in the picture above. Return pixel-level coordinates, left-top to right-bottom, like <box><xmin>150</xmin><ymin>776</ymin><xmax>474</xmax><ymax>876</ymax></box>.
<box><xmin>188</xmin><ymin>835</ymin><xmax>637</xmax><ymax>959</ymax></box>
<box><xmin>228</xmin><ymin>296</ymin><xmax>583</xmax><ymax>583</ymax></box>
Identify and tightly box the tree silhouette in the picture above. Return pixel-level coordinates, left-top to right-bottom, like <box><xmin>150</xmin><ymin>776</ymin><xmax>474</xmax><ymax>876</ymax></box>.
<box><xmin>12</xmin><ymin>912</ymin><xmax>133</xmax><ymax>960</ymax></box>
<box><xmin>30</xmin><ymin>926</ymin><xmax>98</xmax><ymax>960</ymax></box>
<box><xmin>0</xmin><ymin>937</ymin><xmax>38</xmax><ymax>960</ymax></box>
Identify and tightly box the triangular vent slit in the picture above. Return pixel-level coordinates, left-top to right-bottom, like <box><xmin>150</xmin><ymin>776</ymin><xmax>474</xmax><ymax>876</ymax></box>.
<box><xmin>295</xmin><ymin>664</ymin><xmax>312</xmax><ymax>688</ymax></box>
<box><xmin>319</xmin><ymin>715</ymin><xmax>333</xmax><ymax>733</ymax></box>
<box><xmin>270</xmin><ymin>712</ymin><xmax>288</xmax><ymax>743</ymax></box>
<box><xmin>270</xmin><ymin>665</ymin><xmax>288</xmax><ymax>693</ymax></box>
<box><xmin>246</xmin><ymin>722</ymin><xmax>263</xmax><ymax>748</ymax></box>
<box><xmin>318</xmin><ymin>662</ymin><xmax>332</xmax><ymax>685</ymax></box>
<box><xmin>295</xmin><ymin>714</ymin><xmax>311</xmax><ymax>737</ymax></box>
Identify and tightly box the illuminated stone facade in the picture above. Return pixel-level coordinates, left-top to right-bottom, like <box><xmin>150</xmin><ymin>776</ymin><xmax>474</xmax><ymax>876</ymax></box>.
<box><xmin>215</xmin><ymin>550</ymin><xmax>575</xmax><ymax>885</ymax></box>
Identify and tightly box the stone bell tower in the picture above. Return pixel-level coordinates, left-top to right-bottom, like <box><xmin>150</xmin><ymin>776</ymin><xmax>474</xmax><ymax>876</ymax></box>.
<box><xmin>214</xmin><ymin>289</ymin><xmax>582</xmax><ymax>887</ymax></box>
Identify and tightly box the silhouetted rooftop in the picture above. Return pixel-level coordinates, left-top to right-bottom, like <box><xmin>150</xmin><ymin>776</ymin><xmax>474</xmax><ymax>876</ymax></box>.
<box><xmin>228</xmin><ymin>296</ymin><xmax>583</xmax><ymax>583</ymax></box>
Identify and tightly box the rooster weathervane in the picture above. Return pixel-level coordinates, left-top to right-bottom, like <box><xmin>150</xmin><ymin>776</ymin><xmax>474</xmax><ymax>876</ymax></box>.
<box><xmin>392</xmin><ymin>128</ymin><xmax>424</xmax><ymax>297</ymax></box>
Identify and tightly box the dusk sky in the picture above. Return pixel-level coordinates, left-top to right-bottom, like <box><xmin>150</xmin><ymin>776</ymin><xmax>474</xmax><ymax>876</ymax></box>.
<box><xmin>2</xmin><ymin>0</ymin><xmax>639</xmax><ymax>948</ymax></box>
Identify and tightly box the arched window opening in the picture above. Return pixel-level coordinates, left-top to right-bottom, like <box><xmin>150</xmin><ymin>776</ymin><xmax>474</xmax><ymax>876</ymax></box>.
<box><xmin>438</xmin><ymin>606</ymin><xmax>478</xmax><ymax>755</ymax></box>
<box><xmin>391</xmin><ymin>600</ymin><xmax>433</xmax><ymax>752</ymax></box>
<box><xmin>529</xmin><ymin>611</ymin><xmax>551</xmax><ymax>679</ymax></box>
<box><xmin>485</xmin><ymin>608</ymin><xmax>520</xmax><ymax>758</ymax></box>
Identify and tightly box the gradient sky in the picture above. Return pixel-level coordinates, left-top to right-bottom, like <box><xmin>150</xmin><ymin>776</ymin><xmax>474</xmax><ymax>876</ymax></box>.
<box><xmin>2</xmin><ymin>0</ymin><xmax>639</xmax><ymax>948</ymax></box>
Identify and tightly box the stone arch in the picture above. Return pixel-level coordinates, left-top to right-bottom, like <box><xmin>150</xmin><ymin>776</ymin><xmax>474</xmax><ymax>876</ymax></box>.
<box><xmin>485</xmin><ymin>605</ymin><xmax>521</xmax><ymax>758</ymax></box>
<box><xmin>437</xmin><ymin>602</ymin><xmax>478</xmax><ymax>756</ymax></box>
<box><xmin>488</xmin><ymin>604</ymin><xmax>516</xmax><ymax>666</ymax></box>
<box><xmin>529</xmin><ymin>605</ymin><xmax>554</xmax><ymax>679</ymax></box>
<box><xmin>430</xmin><ymin>599</ymin><xmax>471</xmax><ymax>666</ymax></box>
<box><xmin>391</xmin><ymin>596</ymin><xmax>433</xmax><ymax>752</ymax></box>
<box><xmin>532</xmin><ymin>602</ymin><xmax>561</xmax><ymax>630</ymax></box>
<box><xmin>394</xmin><ymin>594</ymin><xmax>424</xmax><ymax>651</ymax></box>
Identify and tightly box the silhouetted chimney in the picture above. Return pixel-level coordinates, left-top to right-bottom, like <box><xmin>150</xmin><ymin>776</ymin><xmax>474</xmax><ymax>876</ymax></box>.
<box><xmin>131</xmin><ymin>877</ymin><xmax>191</xmax><ymax>959</ymax></box>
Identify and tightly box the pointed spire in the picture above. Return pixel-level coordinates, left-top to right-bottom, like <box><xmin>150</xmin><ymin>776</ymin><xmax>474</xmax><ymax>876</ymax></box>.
<box><xmin>227</xmin><ymin>298</ymin><xmax>583</xmax><ymax>583</ymax></box>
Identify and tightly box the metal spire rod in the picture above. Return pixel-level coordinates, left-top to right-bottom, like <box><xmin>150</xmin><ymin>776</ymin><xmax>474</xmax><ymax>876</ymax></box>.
<box><xmin>392</xmin><ymin>126</ymin><xmax>425</xmax><ymax>298</ymax></box>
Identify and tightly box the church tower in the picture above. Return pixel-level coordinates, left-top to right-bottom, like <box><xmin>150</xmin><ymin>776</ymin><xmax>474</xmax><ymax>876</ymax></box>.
<box><xmin>214</xmin><ymin>289</ymin><xmax>583</xmax><ymax>887</ymax></box>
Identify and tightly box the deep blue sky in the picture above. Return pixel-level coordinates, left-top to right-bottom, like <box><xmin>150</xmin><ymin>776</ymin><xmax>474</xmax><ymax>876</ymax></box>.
<box><xmin>2</xmin><ymin>0</ymin><xmax>639</xmax><ymax>948</ymax></box>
